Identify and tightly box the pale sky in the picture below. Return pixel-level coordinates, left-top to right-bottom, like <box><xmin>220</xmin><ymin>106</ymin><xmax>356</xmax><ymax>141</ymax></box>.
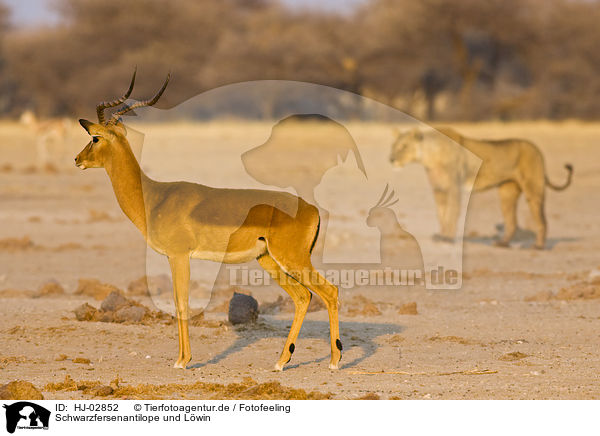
<box><xmin>4</xmin><ymin>0</ymin><xmax>60</xmax><ymax>27</ymax></box>
<box><xmin>3</xmin><ymin>0</ymin><xmax>365</xmax><ymax>28</ymax></box>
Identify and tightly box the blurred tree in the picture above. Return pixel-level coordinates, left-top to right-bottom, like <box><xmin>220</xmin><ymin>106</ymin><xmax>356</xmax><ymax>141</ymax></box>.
<box><xmin>201</xmin><ymin>4</ymin><xmax>358</xmax><ymax>116</ymax></box>
<box><xmin>524</xmin><ymin>0</ymin><xmax>600</xmax><ymax>119</ymax></box>
<box><xmin>5</xmin><ymin>0</ymin><xmax>269</xmax><ymax>116</ymax></box>
<box><xmin>0</xmin><ymin>0</ymin><xmax>12</xmax><ymax>113</ymax></box>
<box><xmin>2</xmin><ymin>0</ymin><xmax>600</xmax><ymax>120</ymax></box>
<box><xmin>355</xmin><ymin>0</ymin><xmax>542</xmax><ymax>120</ymax></box>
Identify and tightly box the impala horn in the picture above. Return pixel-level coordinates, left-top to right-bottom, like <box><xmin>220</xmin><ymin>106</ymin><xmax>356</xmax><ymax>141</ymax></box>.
<box><xmin>96</xmin><ymin>68</ymin><xmax>137</xmax><ymax>125</ymax></box>
<box><xmin>109</xmin><ymin>73</ymin><xmax>171</xmax><ymax>124</ymax></box>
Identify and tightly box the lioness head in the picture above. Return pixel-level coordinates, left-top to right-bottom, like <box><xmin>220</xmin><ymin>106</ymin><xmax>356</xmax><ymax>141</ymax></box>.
<box><xmin>390</xmin><ymin>128</ymin><xmax>424</xmax><ymax>167</ymax></box>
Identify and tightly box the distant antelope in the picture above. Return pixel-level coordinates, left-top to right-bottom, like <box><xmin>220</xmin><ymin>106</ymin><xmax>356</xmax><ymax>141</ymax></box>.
<box><xmin>20</xmin><ymin>110</ymin><xmax>71</xmax><ymax>171</ymax></box>
<box><xmin>74</xmin><ymin>71</ymin><xmax>342</xmax><ymax>370</ymax></box>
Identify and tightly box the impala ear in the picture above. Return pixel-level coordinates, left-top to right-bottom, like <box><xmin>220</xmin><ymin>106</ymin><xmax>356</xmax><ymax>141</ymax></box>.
<box><xmin>79</xmin><ymin>119</ymin><xmax>94</xmax><ymax>133</ymax></box>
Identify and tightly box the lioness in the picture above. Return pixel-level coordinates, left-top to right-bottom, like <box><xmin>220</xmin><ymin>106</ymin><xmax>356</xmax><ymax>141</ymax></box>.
<box><xmin>390</xmin><ymin>127</ymin><xmax>573</xmax><ymax>249</ymax></box>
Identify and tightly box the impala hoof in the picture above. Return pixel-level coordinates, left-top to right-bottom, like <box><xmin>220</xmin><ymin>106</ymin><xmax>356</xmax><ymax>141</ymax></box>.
<box><xmin>173</xmin><ymin>357</ymin><xmax>190</xmax><ymax>369</ymax></box>
<box><xmin>328</xmin><ymin>362</ymin><xmax>339</xmax><ymax>370</ymax></box>
<box><xmin>274</xmin><ymin>363</ymin><xmax>284</xmax><ymax>372</ymax></box>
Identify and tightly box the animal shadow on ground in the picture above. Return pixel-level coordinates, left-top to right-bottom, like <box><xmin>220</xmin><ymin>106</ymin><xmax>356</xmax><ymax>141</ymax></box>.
<box><xmin>188</xmin><ymin>318</ymin><xmax>403</xmax><ymax>370</ymax></box>
<box><xmin>463</xmin><ymin>223</ymin><xmax>578</xmax><ymax>249</ymax></box>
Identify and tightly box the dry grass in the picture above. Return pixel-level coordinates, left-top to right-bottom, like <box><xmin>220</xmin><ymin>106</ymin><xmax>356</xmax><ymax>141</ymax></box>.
<box><xmin>0</xmin><ymin>236</ymin><xmax>36</xmax><ymax>251</ymax></box>
<box><xmin>45</xmin><ymin>375</ymin><xmax>332</xmax><ymax>400</ymax></box>
<box><xmin>525</xmin><ymin>278</ymin><xmax>600</xmax><ymax>301</ymax></box>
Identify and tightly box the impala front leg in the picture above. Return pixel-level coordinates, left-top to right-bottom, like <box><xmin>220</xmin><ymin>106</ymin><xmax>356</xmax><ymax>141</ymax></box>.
<box><xmin>168</xmin><ymin>255</ymin><xmax>192</xmax><ymax>369</ymax></box>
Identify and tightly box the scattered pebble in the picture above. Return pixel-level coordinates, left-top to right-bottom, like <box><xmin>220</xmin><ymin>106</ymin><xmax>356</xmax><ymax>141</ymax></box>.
<box><xmin>74</xmin><ymin>279</ymin><xmax>122</xmax><ymax>301</ymax></box>
<box><xmin>100</xmin><ymin>291</ymin><xmax>129</xmax><ymax>312</ymax></box>
<box><xmin>91</xmin><ymin>385</ymin><xmax>114</xmax><ymax>397</ymax></box>
<box><xmin>344</xmin><ymin>295</ymin><xmax>381</xmax><ymax>317</ymax></box>
<box><xmin>499</xmin><ymin>351</ymin><xmax>529</xmax><ymax>361</ymax></box>
<box><xmin>397</xmin><ymin>302</ymin><xmax>418</xmax><ymax>315</ymax></box>
<box><xmin>127</xmin><ymin>274</ymin><xmax>173</xmax><ymax>296</ymax></box>
<box><xmin>113</xmin><ymin>305</ymin><xmax>147</xmax><ymax>323</ymax></box>
<box><xmin>74</xmin><ymin>303</ymin><xmax>98</xmax><ymax>321</ymax></box>
<box><xmin>35</xmin><ymin>281</ymin><xmax>65</xmax><ymax>298</ymax></box>
<box><xmin>260</xmin><ymin>294</ymin><xmax>326</xmax><ymax>314</ymax></box>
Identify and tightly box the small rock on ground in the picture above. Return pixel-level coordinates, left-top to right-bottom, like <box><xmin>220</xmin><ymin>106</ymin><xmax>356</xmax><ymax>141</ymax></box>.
<box><xmin>229</xmin><ymin>292</ymin><xmax>259</xmax><ymax>324</ymax></box>
<box><xmin>0</xmin><ymin>381</ymin><xmax>44</xmax><ymax>400</ymax></box>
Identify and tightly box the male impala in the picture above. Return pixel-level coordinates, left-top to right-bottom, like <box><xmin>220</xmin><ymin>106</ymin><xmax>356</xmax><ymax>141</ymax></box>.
<box><xmin>75</xmin><ymin>71</ymin><xmax>342</xmax><ymax>370</ymax></box>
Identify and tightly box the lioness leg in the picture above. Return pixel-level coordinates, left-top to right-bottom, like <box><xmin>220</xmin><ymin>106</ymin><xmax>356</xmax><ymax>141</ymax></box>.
<box><xmin>522</xmin><ymin>184</ymin><xmax>547</xmax><ymax>249</ymax></box>
<box><xmin>433</xmin><ymin>188</ymin><xmax>458</xmax><ymax>240</ymax></box>
<box><xmin>496</xmin><ymin>181</ymin><xmax>521</xmax><ymax>247</ymax></box>
<box><xmin>444</xmin><ymin>184</ymin><xmax>461</xmax><ymax>239</ymax></box>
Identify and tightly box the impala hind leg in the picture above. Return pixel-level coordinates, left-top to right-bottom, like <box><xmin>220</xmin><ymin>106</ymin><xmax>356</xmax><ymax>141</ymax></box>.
<box><xmin>257</xmin><ymin>254</ymin><xmax>312</xmax><ymax>371</ymax></box>
<box><xmin>168</xmin><ymin>256</ymin><xmax>192</xmax><ymax>369</ymax></box>
<box><xmin>299</xmin><ymin>268</ymin><xmax>341</xmax><ymax>370</ymax></box>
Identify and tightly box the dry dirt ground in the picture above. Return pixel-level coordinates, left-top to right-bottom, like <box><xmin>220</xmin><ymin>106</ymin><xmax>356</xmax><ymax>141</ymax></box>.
<box><xmin>0</xmin><ymin>120</ymin><xmax>599</xmax><ymax>399</ymax></box>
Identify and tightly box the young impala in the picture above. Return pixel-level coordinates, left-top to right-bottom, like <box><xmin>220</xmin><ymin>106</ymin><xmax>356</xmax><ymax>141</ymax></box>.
<box><xmin>75</xmin><ymin>71</ymin><xmax>342</xmax><ymax>370</ymax></box>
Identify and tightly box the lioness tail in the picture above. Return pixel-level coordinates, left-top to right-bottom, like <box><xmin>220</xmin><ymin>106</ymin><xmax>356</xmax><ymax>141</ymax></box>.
<box><xmin>546</xmin><ymin>164</ymin><xmax>573</xmax><ymax>191</ymax></box>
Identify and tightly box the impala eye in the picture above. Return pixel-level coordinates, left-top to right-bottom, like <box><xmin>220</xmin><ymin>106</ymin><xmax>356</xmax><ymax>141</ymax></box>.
<box><xmin>92</xmin><ymin>136</ymin><xmax>99</xmax><ymax>143</ymax></box>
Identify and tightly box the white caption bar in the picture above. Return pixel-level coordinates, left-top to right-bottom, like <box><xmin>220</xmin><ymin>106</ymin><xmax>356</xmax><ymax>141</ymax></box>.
<box><xmin>0</xmin><ymin>400</ymin><xmax>597</xmax><ymax>435</ymax></box>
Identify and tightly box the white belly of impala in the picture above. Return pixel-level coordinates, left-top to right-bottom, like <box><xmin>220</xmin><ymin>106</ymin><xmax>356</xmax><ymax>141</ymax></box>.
<box><xmin>190</xmin><ymin>238</ymin><xmax>267</xmax><ymax>263</ymax></box>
